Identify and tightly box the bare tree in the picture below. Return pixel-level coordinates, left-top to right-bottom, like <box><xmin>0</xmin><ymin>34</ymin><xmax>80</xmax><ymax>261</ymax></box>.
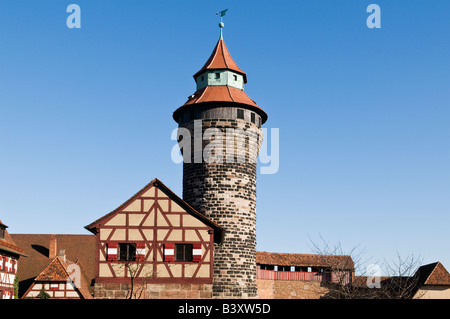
<box><xmin>308</xmin><ymin>235</ymin><xmax>423</xmax><ymax>299</ymax></box>
<box><xmin>111</xmin><ymin>259</ymin><xmax>155</xmax><ymax>299</ymax></box>
<box><xmin>124</xmin><ymin>261</ymin><xmax>153</xmax><ymax>299</ymax></box>
<box><xmin>373</xmin><ymin>252</ymin><xmax>424</xmax><ymax>299</ymax></box>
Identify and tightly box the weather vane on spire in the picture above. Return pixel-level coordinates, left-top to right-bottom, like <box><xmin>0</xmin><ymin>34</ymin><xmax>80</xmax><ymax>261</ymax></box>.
<box><xmin>216</xmin><ymin>9</ymin><xmax>228</xmax><ymax>39</ymax></box>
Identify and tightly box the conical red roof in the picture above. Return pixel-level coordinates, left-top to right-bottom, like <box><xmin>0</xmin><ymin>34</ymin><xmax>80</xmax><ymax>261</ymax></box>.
<box><xmin>193</xmin><ymin>39</ymin><xmax>247</xmax><ymax>83</ymax></box>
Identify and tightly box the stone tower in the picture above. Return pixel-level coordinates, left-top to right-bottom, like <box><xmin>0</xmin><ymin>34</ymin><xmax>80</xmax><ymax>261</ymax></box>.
<box><xmin>173</xmin><ymin>21</ymin><xmax>267</xmax><ymax>298</ymax></box>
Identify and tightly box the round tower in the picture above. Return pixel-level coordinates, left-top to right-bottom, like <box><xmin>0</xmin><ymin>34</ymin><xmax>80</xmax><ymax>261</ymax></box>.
<box><xmin>173</xmin><ymin>21</ymin><xmax>267</xmax><ymax>298</ymax></box>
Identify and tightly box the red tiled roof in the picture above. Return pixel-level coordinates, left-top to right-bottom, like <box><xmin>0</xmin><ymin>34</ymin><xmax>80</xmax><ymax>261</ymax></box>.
<box><xmin>10</xmin><ymin>234</ymin><xmax>96</xmax><ymax>297</ymax></box>
<box><xmin>33</xmin><ymin>256</ymin><xmax>93</xmax><ymax>299</ymax></box>
<box><xmin>183</xmin><ymin>85</ymin><xmax>259</xmax><ymax>108</ymax></box>
<box><xmin>193</xmin><ymin>39</ymin><xmax>247</xmax><ymax>83</ymax></box>
<box><xmin>416</xmin><ymin>262</ymin><xmax>450</xmax><ymax>286</ymax></box>
<box><xmin>256</xmin><ymin>251</ymin><xmax>354</xmax><ymax>270</ymax></box>
<box><xmin>35</xmin><ymin>256</ymin><xmax>72</xmax><ymax>281</ymax></box>
<box><xmin>175</xmin><ymin>85</ymin><xmax>268</xmax><ymax>124</ymax></box>
<box><xmin>0</xmin><ymin>220</ymin><xmax>27</xmax><ymax>257</ymax></box>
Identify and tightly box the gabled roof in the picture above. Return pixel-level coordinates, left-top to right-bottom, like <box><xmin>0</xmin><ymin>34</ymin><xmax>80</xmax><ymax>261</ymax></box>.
<box><xmin>416</xmin><ymin>262</ymin><xmax>450</xmax><ymax>286</ymax></box>
<box><xmin>84</xmin><ymin>178</ymin><xmax>224</xmax><ymax>244</ymax></box>
<box><xmin>0</xmin><ymin>219</ymin><xmax>27</xmax><ymax>257</ymax></box>
<box><xmin>256</xmin><ymin>251</ymin><xmax>354</xmax><ymax>270</ymax></box>
<box><xmin>33</xmin><ymin>256</ymin><xmax>93</xmax><ymax>299</ymax></box>
<box><xmin>193</xmin><ymin>38</ymin><xmax>247</xmax><ymax>83</ymax></box>
<box><xmin>35</xmin><ymin>256</ymin><xmax>71</xmax><ymax>281</ymax></box>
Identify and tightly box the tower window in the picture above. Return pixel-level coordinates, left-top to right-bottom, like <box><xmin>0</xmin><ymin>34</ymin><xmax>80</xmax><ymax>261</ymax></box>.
<box><xmin>175</xmin><ymin>244</ymin><xmax>193</xmax><ymax>262</ymax></box>
<box><xmin>237</xmin><ymin>109</ymin><xmax>244</xmax><ymax>119</ymax></box>
<box><xmin>201</xmin><ymin>75</ymin><xmax>205</xmax><ymax>81</ymax></box>
<box><xmin>233</xmin><ymin>75</ymin><xmax>238</xmax><ymax>81</ymax></box>
<box><xmin>215</xmin><ymin>73</ymin><xmax>220</xmax><ymax>79</ymax></box>
<box><xmin>251</xmin><ymin>113</ymin><xmax>255</xmax><ymax>123</ymax></box>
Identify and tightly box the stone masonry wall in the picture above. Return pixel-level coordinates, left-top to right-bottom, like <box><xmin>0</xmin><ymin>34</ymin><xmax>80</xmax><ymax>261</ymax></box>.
<box><xmin>94</xmin><ymin>283</ymin><xmax>213</xmax><ymax>299</ymax></box>
<box><xmin>179</xmin><ymin>113</ymin><xmax>263</xmax><ymax>298</ymax></box>
<box><xmin>256</xmin><ymin>279</ymin><xmax>330</xmax><ymax>299</ymax></box>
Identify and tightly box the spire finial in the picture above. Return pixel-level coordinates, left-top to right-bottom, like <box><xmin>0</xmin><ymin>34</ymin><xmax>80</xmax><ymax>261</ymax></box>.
<box><xmin>216</xmin><ymin>9</ymin><xmax>228</xmax><ymax>39</ymax></box>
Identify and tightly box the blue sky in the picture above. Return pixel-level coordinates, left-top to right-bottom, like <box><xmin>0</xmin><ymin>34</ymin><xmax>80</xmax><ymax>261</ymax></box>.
<box><xmin>0</xmin><ymin>0</ymin><xmax>449</xmax><ymax>274</ymax></box>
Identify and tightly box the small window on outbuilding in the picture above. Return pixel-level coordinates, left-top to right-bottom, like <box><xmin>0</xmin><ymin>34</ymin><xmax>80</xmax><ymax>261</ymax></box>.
<box><xmin>237</xmin><ymin>109</ymin><xmax>244</xmax><ymax>119</ymax></box>
<box><xmin>260</xmin><ymin>264</ymin><xmax>274</xmax><ymax>270</ymax></box>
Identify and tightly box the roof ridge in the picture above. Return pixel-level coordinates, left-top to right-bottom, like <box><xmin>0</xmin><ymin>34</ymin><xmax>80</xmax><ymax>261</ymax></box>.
<box><xmin>225</xmin><ymin>85</ymin><xmax>235</xmax><ymax>102</ymax></box>
<box><xmin>219</xmin><ymin>40</ymin><xmax>229</xmax><ymax>69</ymax></box>
<box><xmin>257</xmin><ymin>251</ymin><xmax>352</xmax><ymax>258</ymax></box>
<box><xmin>424</xmin><ymin>261</ymin><xmax>450</xmax><ymax>285</ymax></box>
<box><xmin>84</xmin><ymin>178</ymin><xmax>224</xmax><ymax>243</ymax></box>
<box><xmin>195</xmin><ymin>86</ymin><xmax>208</xmax><ymax>104</ymax></box>
<box><xmin>425</xmin><ymin>262</ymin><xmax>438</xmax><ymax>284</ymax></box>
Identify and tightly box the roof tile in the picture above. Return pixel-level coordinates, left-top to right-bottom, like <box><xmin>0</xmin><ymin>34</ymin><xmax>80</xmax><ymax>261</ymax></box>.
<box><xmin>193</xmin><ymin>39</ymin><xmax>247</xmax><ymax>83</ymax></box>
<box><xmin>256</xmin><ymin>251</ymin><xmax>354</xmax><ymax>270</ymax></box>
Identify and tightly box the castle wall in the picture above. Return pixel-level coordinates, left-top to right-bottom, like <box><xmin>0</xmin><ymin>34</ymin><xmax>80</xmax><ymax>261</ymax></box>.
<box><xmin>256</xmin><ymin>279</ymin><xmax>330</xmax><ymax>299</ymax></box>
<box><xmin>94</xmin><ymin>282</ymin><xmax>213</xmax><ymax>299</ymax></box>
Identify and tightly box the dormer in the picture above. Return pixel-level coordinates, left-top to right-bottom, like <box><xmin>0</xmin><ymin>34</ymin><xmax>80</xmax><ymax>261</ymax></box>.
<box><xmin>0</xmin><ymin>221</ymin><xmax>7</xmax><ymax>240</ymax></box>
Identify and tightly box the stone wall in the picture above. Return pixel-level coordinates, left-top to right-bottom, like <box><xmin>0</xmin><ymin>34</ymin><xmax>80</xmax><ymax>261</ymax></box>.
<box><xmin>94</xmin><ymin>283</ymin><xmax>213</xmax><ymax>299</ymax></box>
<box><xmin>256</xmin><ymin>279</ymin><xmax>329</xmax><ymax>299</ymax></box>
<box><xmin>179</xmin><ymin>114</ymin><xmax>262</xmax><ymax>298</ymax></box>
<box><xmin>94</xmin><ymin>280</ymin><xmax>329</xmax><ymax>299</ymax></box>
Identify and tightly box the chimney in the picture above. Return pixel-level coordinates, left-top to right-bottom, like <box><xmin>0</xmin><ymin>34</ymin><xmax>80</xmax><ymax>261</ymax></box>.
<box><xmin>49</xmin><ymin>234</ymin><xmax>57</xmax><ymax>259</ymax></box>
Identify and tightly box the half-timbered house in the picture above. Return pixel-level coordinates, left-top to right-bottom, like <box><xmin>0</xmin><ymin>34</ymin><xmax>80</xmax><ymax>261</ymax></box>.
<box><xmin>0</xmin><ymin>220</ymin><xmax>27</xmax><ymax>299</ymax></box>
<box><xmin>21</xmin><ymin>254</ymin><xmax>93</xmax><ymax>299</ymax></box>
<box><xmin>84</xmin><ymin>178</ymin><xmax>224</xmax><ymax>299</ymax></box>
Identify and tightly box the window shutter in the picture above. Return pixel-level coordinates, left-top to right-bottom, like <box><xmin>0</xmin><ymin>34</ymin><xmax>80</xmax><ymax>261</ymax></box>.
<box><xmin>192</xmin><ymin>243</ymin><xmax>202</xmax><ymax>262</ymax></box>
<box><xmin>107</xmin><ymin>243</ymin><xmax>118</xmax><ymax>261</ymax></box>
<box><xmin>4</xmin><ymin>257</ymin><xmax>12</xmax><ymax>272</ymax></box>
<box><xmin>164</xmin><ymin>243</ymin><xmax>174</xmax><ymax>262</ymax></box>
<box><xmin>136</xmin><ymin>243</ymin><xmax>146</xmax><ymax>261</ymax></box>
<box><xmin>12</xmin><ymin>259</ymin><xmax>17</xmax><ymax>274</ymax></box>
<box><xmin>50</xmin><ymin>283</ymin><xmax>59</xmax><ymax>290</ymax></box>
